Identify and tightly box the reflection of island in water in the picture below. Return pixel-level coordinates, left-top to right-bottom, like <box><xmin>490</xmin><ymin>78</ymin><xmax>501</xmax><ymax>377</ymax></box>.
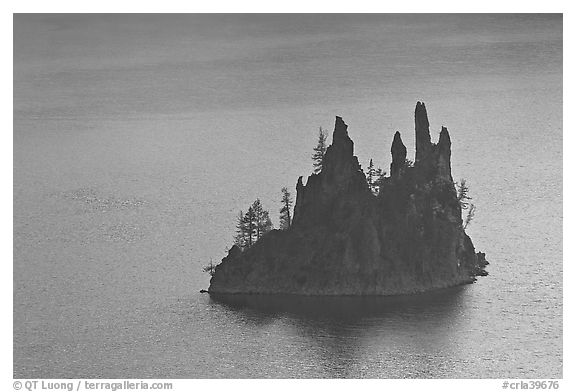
<box><xmin>208</xmin><ymin>286</ymin><xmax>471</xmax><ymax>378</ymax></box>
<box><xmin>210</xmin><ymin>285</ymin><xmax>466</xmax><ymax>321</ymax></box>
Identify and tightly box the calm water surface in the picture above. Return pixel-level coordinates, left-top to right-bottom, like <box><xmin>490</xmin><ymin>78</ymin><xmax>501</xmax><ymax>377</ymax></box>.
<box><xmin>13</xmin><ymin>14</ymin><xmax>562</xmax><ymax>378</ymax></box>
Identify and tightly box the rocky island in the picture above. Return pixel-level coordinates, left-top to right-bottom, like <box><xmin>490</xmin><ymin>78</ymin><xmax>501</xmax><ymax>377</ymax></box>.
<box><xmin>209</xmin><ymin>102</ymin><xmax>488</xmax><ymax>295</ymax></box>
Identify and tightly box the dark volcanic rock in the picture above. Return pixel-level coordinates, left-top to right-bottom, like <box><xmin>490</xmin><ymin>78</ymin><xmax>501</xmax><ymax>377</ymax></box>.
<box><xmin>415</xmin><ymin>101</ymin><xmax>432</xmax><ymax>165</ymax></box>
<box><xmin>209</xmin><ymin>102</ymin><xmax>487</xmax><ymax>295</ymax></box>
<box><xmin>390</xmin><ymin>131</ymin><xmax>407</xmax><ymax>179</ymax></box>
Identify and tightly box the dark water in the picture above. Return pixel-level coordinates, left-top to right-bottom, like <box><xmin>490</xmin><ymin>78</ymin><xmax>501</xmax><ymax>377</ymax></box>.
<box><xmin>13</xmin><ymin>14</ymin><xmax>562</xmax><ymax>378</ymax></box>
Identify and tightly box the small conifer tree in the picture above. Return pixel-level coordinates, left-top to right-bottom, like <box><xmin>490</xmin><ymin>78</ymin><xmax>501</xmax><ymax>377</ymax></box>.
<box><xmin>312</xmin><ymin>127</ymin><xmax>328</xmax><ymax>174</ymax></box>
<box><xmin>234</xmin><ymin>199</ymin><xmax>273</xmax><ymax>251</ymax></box>
<box><xmin>279</xmin><ymin>187</ymin><xmax>293</xmax><ymax>230</ymax></box>
<box><xmin>366</xmin><ymin>159</ymin><xmax>376</xmax><ymax>191</ymax></box>
<box><xmin>202</xmin><ymin>259</ymin><xmax>216</xmax><ymax>276</ymax></box>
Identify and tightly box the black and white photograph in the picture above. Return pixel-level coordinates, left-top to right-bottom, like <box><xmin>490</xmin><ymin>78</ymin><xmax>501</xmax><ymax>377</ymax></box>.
<box><xmin>9</xmin><ymin>7</ymin><xmax>567</xmax><ymax>386</ymax></box>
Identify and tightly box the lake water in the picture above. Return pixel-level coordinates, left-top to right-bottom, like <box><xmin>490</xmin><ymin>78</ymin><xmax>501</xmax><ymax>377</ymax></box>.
<box><xmin>13</xmin><ymin>14</ymin><xmax>562</xmax><ymax>378</ymax></box>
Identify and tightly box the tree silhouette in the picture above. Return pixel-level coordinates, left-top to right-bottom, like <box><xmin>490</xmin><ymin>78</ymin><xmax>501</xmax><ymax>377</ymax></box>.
<box><xmin>279</xmin><ymin>187</ymin><xmax>293</xmax><ymax>230</ymax></box>
<box><xmin>202</xmin><ymin>259</ymin><xmax>216</xmax><ymax>276</ymax></box>
<box><xmin>251</xmin><ymin>199</ymin><xmax>272</xmax><ymax>241</ymax></box>
<box><xmin>456</xmin><ymin>179</ymin><xmax>476</xmax><ymax>229</ymax></box>
<box><xmin>233</xmin><ymin>210</ymin><xmax>249</xmax><ymax>250</ymax></box>
<box><xmin>234</xmin><ymin>200</ymin><xmax>273</xmax><ymax>251</ymax></box>
<box><xmin>464</xmin><ymin>204</ymin><xmax>476</xmax><ymax>229</ymax></box>
<box><xmin>366</xmin><ymin>159</ymin><xmax>376</xmax><ymax>190</ymax></box>
<box><xmin>245</xmin><ymin>206</ymin><xmax>256</xmax><ymax>247</ymax></box>
<box><xmin>366</xmin><ymin>159</ymin><xmax>386</xmax><ymax>195</ymax></box>
<box><xmin>373</xmin><ymin>167</ymin><xmax>386</xmax><ymax>194</ymax></box>
<box><xmin>456</xmin><ymin>179</ymin><xmax>471</xmax><ymax>210</ymax></box>
<box><xmin>312</xmin><ymin>127</ymin><xmax>328</xmax><ymax>174</ymax></box>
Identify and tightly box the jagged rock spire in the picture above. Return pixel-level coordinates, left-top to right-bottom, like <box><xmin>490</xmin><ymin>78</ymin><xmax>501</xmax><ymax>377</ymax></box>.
<box><xmin>331</xmin><ymin>116</ymin><xmax>354</xmax><ymax>157</ymax></box>
<box><xmin>436</xmin><ymin>126</ymin><xmax>453</xmax><ymax>182</ymax></box>
<box><xmin>438</xmin><ymin>126</ymin><xmax>451</xmax><ymax>152</ymax></box>
<box><xmin>320</xmin><ymin>116</ymin><xmax>358</xmax><ymax>179</ymax></box>
<box><xmin>415</xmin><ymin>101</ymin><xmax>432</xmax><ymax>165</ymax></box>
<box><xmin>390</xmin><ymin>131</ymin><xmax>407</xmax><ymax>178</ymax></box>
<box><xmin>292</xmin><ymin>116</ymin><xmax>365</xmax><ymax>227</ymax></box>
<box><xmin>292</xmin><ymin>176</ymin><xmax>305</xmax><ymax>224</ymax></box>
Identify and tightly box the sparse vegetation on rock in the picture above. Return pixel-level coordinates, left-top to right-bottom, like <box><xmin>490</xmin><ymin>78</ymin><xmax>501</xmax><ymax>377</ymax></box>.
<box><xmin>312</xmin><ymin>127</ymin><xmax>328</xmax><ymax>174</ymax></box>
<box><xmin>279</xmin><ymin>187</ymin><xmax>293</xmax><ymax>230</ymax></box>
<box><xmin>208</xmin><ymin>102</ymin><xmax>487</xmax><ymax>295</ymax></box>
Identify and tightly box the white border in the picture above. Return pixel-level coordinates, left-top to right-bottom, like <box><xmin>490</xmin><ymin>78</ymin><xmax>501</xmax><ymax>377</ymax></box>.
<box><xmin>3</xmin><ymin>3</ymin><xmax>571</xmax><ymax>391</ymax></box>
<box><xmin>2</xmin><ymin>0</ymin><xmax>571</xmax><ymax>13</ymax></box>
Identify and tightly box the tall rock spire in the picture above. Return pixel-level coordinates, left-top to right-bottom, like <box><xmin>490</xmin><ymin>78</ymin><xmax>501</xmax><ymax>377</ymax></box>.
<box><xmin>292</xmin><ymin>176</ymin><xmax>305</xmax><ymax>225</ymax></box>
<box><xmin>390</xmin><ymin>131</ymin><xmax>407</xmax><ymax>179</ymax></box>
<box><xmin>436</xmin><ymin>126</ymin><xmax>453</xmax><ymax>182</ymax></box>
<box><xmin>331</xmin><ymin>116</ymin><xmax>354</xmax><ymax>157</ymax></box>
<box><xmin>415</xmin><ymin>101</ymin><xmax>431</xmax><ymax>165</ymax></box>
<box><xmin>321</xmin><ymin>116</ymin><xmax>357</xmax><ymax>179</ymax></box>
<box><xmin>292</xmin><ymin>116</ymin><xmax>366</xmax><ymax>227</ymax></box>
<box><xmin>438</xmin><ymin>126</ymin><xmax>451</xmax><ymax>152</ymax></box>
